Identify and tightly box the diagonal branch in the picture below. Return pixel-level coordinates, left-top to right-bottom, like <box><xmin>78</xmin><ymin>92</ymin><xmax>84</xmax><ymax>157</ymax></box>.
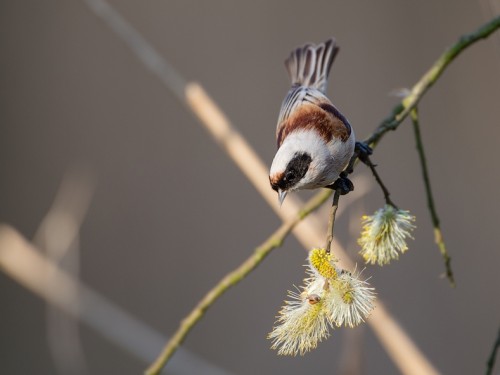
<box><xmin>145</xmin><ymin>190</ymin><xmax>332</xmax><ymax>375</ymax></box>
<box><xmin>365</xmin><ymin>15</ymin><xmax>500</xmax><ymax>148</ymax></box>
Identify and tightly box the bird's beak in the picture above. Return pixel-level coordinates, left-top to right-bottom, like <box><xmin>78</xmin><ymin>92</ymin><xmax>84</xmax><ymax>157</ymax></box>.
<box><xmin>278</xmin><ymin>189</ymin><xmax>287</xmax><ymax>206</ymax></box>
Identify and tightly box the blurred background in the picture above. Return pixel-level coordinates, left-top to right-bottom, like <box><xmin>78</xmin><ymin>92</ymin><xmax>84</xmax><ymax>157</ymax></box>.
<box><xmin>1</xmin><ymin>1</ymin><xmax>500</xmax><ymax>374</ymax></box>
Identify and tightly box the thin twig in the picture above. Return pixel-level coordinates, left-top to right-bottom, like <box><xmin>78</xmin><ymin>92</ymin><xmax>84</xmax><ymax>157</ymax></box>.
<box><xmin>410</xmin><ymin>108</ymin><xmax>455</xmax><ymax>286</ymax></box>
<box><xmin>486</xmin><ymin>326</ymin><xmax>500</xmax><ymax>375</ymax></box>
<box><xmin>324</xmin><ymin>190</ymin><xmax>341</xmax><ymax>253</ymax></box>
<box><xmin>364</xmin><ymin>157</ymin><xmax>397</xmax><ymax>209</ymax></box>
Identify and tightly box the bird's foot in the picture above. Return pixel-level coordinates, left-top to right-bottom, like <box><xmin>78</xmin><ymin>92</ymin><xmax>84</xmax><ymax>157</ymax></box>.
<box><xmin>328</xmin><ymin>172</ymin><xmax>354</xmax><ymax>195</ymax></box>
<box><xmin>355</xmin><ymin>141</ymin><xmax>373</xmax><ymax>164</ymax></box>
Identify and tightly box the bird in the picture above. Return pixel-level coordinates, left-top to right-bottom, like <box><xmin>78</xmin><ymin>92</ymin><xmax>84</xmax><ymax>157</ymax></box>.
<box><xmin>269</xmin><ymin>38</ymin><xmax>356</xmax><ymax>205</ymax></box>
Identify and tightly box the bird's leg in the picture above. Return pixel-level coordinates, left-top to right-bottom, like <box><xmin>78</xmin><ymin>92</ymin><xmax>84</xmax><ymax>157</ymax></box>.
<box><xmin>327</xmin><ymin>142</ymin><xmax>372</xmax><ymax>195</ymax></box>
<box><xmin>327</xmin><ymin>172</ymin><xmax>354</xmax><ymax>195</ymax></box>
<box><xmin>355</xmin><ymin>141</ymin><xmax>373</xmax><ymax>164</ymax></box>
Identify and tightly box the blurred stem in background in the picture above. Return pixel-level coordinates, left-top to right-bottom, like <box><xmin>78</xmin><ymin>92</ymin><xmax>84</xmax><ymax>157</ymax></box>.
<box><xmin>0</xmin><ymin>223</ymin><xmax>233</xmax><ymax>375</ymax></box>
<box><xmin>33</xmin><ymin>170</ymin><xmax>94</xmax><ymax>375</ymax></box>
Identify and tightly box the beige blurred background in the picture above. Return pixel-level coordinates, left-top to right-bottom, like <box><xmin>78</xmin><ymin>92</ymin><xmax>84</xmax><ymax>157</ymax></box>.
<box><xmin>1</xmin><ymin>1</ymin><xmax>500</xmax><ymax>374</ymax></box>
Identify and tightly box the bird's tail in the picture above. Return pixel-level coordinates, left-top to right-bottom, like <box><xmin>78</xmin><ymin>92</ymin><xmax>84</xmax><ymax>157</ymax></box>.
<box><xmin>284</xmin><ymin>38</ymin><xmax>339</xmax><ymax>94</ymax></box>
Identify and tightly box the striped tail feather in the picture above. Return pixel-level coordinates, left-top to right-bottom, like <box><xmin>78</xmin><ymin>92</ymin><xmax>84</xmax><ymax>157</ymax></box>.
<box><xmin>284</xmin><ymin>38</ymin><xmax>339</xmax><ymax>94</ymax></box>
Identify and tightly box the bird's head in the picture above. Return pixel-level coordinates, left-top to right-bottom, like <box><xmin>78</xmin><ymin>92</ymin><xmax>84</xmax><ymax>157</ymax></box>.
<box><xmin>269</xmin><ymin>147</ymin><xmax>313</xmax><ymax>206</ymax></box>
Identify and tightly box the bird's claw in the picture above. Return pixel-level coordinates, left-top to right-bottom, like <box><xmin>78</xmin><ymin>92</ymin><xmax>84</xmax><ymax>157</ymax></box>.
<box><xmin>355</xmin><ymin>141</ymin><xmax>373</xmax><ymax>164</ymax></box>
<box><xmin>329</xmin><ymin>173</ymin><xmax>354</xmax><ymax>195</ymax></box>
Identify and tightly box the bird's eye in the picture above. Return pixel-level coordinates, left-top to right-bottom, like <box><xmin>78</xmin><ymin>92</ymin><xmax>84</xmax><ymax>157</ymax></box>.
<box><xmin>286</xmin><ymin>170</ymin><xmax>296</xmax><ymax>181</ymax></box>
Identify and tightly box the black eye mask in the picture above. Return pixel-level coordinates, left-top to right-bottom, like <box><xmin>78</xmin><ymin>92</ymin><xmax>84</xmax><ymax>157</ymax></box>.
<box><xmin>278</xmin><ymin>152</ymin><xmax>312</xmax><ymax>190</ymax></box>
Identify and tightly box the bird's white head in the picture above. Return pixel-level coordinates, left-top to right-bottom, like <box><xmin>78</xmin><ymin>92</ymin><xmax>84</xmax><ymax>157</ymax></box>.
<box><xmin>269</xmin><ymin>130</ymin><xmax>332</xmax><ymax>205</ymax></box>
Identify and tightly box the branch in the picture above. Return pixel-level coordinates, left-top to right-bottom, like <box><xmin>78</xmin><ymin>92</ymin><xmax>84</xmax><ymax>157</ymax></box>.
<box><xmin>324</xmin><ymin>190</ymin><xmax>341</xmax><ymax>253</ymax></box>
<box><xmin>364</xmin><ymin>156</ymin><xmax>397</xmax><ymax>208</ymax></box>
<box><xmin>365</xmin><ymin>15</ymin><xmax>500</xmax><ymax>148</ymax></box>
<box><xmin>410</xmin><ymin>108</ymin><xmax>454</xmax><ymax>286</ymax></box>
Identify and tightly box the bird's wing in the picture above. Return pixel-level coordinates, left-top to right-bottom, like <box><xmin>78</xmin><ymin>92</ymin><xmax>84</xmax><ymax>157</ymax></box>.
<box><xmin>276</xmin><ymin>87</ymin><xmax>329</xmax><ymax>141</ymax></box>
